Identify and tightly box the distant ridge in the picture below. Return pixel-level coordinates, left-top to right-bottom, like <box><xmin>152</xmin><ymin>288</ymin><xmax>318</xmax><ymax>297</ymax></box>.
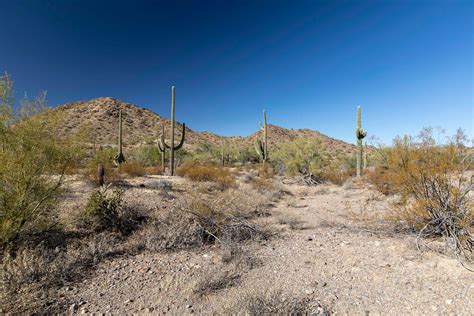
<box><xmin>52</xmin><ymin>97</ymin><xmax>354</xmax><ymax>155</ymax></box>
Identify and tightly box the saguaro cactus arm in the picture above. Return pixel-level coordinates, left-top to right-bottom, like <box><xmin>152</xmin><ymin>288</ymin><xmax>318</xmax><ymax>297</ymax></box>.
<box><xmin>255</xmin><ymin>136</ymin><xmax>265</xmax><ymax>158</ymax></box>
<box><xmin>163</xmin><ymin>123</ymin><xmax>186</xmax><ymax>150</ymax></box>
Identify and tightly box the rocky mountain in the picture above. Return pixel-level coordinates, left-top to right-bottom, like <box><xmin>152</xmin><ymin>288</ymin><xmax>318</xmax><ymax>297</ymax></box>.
<box><xmin>52</xmin><ymin>97</ymin><xmax>355</xmax><ymax>155</ymax></box>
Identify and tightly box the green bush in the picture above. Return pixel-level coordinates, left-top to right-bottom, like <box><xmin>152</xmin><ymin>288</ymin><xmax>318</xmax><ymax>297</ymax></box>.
<box><xmin>81</xmin><ymin>186</ymin><xmax>126</xmax><ymax>232</ymax></box>
<box><xmin>271</xmin><ymin>137</ymin><xmax>331</xmax><ymax>176</ymax></box>
<box><xmin>130</xmin><ymin>144</ymin><xmax>161</xmax><ymax>167</ymax></box>
<box><xmin>0</xmin><ymin>73</ymin><xmax>84</xmax><ymax>245</ymax></box>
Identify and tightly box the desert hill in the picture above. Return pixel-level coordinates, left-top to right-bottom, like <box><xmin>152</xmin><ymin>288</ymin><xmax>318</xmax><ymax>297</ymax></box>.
<box><xmin>52</xmin><ymin>97</ymin><xmax>355</xmax><ymax>155</ymax></box>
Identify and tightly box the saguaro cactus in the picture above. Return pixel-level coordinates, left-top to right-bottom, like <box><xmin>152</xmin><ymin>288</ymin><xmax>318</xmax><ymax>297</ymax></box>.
<box><xmin>157</xmin><ymin>122</ymin><xmax>167</xmax><ymax>174</ymax></box>
<box><xmin>356</xmin><ymin>105</ymin><xmax>367</xmax><ymax>177</ymax></box>
<box><xmin>114</xmin><ymin>108</ymin><xmax>126</xmax><ymax>164</ymax></box>
<box><xmin>161</xmin><ymin>86</ymin><xmax>185</xmax><ymax>176</ymax></box>
<box><xmin>97</xmin><ymin>164</ymin><xmax>105</xmax><ymax>186</ymax></box>
<box><xmin>255</xmin><ymin>110</ymin><xmax>268</xmax><ymax>165</ymax></box>
<box><xmin>363</xmin><ymin>141</ymin><xmax>367</xmax><ymax>170</ymax></box>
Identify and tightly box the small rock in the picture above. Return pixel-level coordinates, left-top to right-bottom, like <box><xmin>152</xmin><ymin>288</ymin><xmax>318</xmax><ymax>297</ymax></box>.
<box><xmin>307</xmin><ymin>237</ymin><xmax>313</xmax><ymax>241</ymax></box>
<box><xmin>124</xmin><ymin>299</ymin><xmax>134</xmax><ymax>304</ymax></box>
<box><xmin>186</xmin><ymin>304</ymin><xmax>193</xmax><ymax>309</ymax></box>
<box><xmin>304</xmin><ymin>289</ymin><xmax>314</xmax><ymax>295</ymax></box>
<box><xmin>445</xmin><ymin>299</ymin><xmax>453</xmax><ymax>305</ymax></box>
<box><xmin>144</xmin><ymin>307</ymin><xmax>155</xmax><ymax>312</ymax></box>
<box><xmin>80</xmin><ymin>308</ymin><xmax>88</xmax><ymax>314</ymax></box>
<box><xmin>69</xmin><ymin>303</ymin><xmax>78</xmax><ymax>312</ymax></box>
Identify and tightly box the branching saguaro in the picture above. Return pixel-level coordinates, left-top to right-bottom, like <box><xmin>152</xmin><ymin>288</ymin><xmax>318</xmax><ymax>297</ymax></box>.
<box><xmin>255</xmin><ymin>110</ymin><xmax>268</xmax><ymax>165</ymax></box>
<box><xmin>158</xmin><ymin>121</ymin><xmax>167</xmax><ymax>174</ymax></box>
<box><xmin>160</xmin><ymin>86</ymin><xmax>185</xmax><ymax>176</ymax></box>
<box><xmin>114</xmin><ymin>108</ymin><xmax>126</xmax><ymax>165</ymax></box>
<box><xmin>356</xmin><ymin>105</ymin><xmax>367</xmax><ymax>177</ymax></box>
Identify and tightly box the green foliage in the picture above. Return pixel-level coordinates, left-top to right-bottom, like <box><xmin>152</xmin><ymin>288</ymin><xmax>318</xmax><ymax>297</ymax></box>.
<box><xmin>271</xmin><ymin>137</ymin><xmax>331</xmax><ymax>176</ymax></box>
<box><xmin>0</xmin><ymin>82</ymin><xmax>85</xmax><ymax>244</ymax></box>
<box><xmin>82</xmin><ymin>186</ymin><xmax>124</xmax><ymax>232</ymax></box>
<box><xmin>130</xmin><ymin>144</ymin><xmax>161</xmax><ymax>167</ymax></box>
<box><xmin>236</xmin><ymin>146</ymin><xmax>260</xmax><ymax>164</ymax></box>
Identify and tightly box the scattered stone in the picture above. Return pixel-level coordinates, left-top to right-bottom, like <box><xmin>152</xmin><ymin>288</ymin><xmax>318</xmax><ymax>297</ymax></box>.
<box><xmin>69</xmin><ymin>303</ymin><xmax>78</xmax><ymax>313</ymax></box>
<box><xmin>445</xmin><ymin>299</ymin><xmax>453</xmax><ymax>305</ymax></box>
<box><xmin>124</xmin><ymin>299</ymin><xmax>134</xmax><ymax>304</ymax></box>
<box><xmin>144</xmin><ymin>307</ymin><xmax>155</xmax><ymax>312</ymax></box>
<box><xmin>304</xmin><ymin>289</ymin><xmax>314</xmax><ymax>295</ymax></box>
<box><xmin>186</xmin><ymin>304</ymin><xmax>193</xmax><ymax>309</ymax></box>
<box><xmin>307</xmin><ymin>237</ymin><xmax>313</xmax><ymax>241</ymax></box>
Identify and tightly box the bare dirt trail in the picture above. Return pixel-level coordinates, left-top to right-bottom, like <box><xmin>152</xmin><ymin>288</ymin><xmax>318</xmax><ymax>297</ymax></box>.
<box><xmin>62</xmin><ymin>180</ymin><xmax>474</xmax><ymax>314</ymax></box>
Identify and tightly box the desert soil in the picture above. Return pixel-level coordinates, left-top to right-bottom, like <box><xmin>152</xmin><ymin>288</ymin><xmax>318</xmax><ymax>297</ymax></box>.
<box><xmin>58</xmin><ymin>177</ymin><xmax>473</xmax><ymax>314</ymax></box>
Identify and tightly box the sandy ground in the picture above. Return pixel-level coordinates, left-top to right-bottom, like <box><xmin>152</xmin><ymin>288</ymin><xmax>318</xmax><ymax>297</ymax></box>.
<box><xmin>58</xmin><ymin>177</ymin><xmax>473</xmax><ymax>315</ymax></box>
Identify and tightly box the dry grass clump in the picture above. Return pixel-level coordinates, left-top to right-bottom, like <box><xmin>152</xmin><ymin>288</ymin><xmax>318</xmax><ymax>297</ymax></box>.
<box><xmin>257</xmin><ymin>164</ymin><xmax>275</xmax><ymax>179</ymax></box>
<box><xmin>127</xmin><ymin>190</ymin><xmax>270</xmax><ymax>253</ymax></box>
<box><xmin>119</xmin><ymin>160</ymin><xmax>147</xmax><ymax>177</ymax></box>
<box><xmin>1</xmin><ymin>184</ymin><xmax>149</xmax><ymax>313</ymax></box>
<box><xmin>1</xmin><ymin>231</ymin><xmax>124</xmax><ymax>313</ymax></box>
<box><xmin>177</xmin><ymin>163</ymin><xmax>236</xmax><ymax>189</ymax></box>
<box><xmin>221</xmin><ymin>290</ymin><xmax>328</xmax><ymax>315</ymax></box>
<box><xmin>369</xmin><ymin>136</ymin><xmax>473</xmax><ymax>263</ymax></box>
<box><xmin>278</xmin><ymin>215</ymin><xmax>308</xmax><ymax>230</ymax></box>
<box><xmin>320</xmin><ymin>168</ymin><xmax>354</xmax><ymax>186</ymax></box>
<box><xmin>193</xmin><ymin>267</ymin><xmax>241</xmax><ymax>296</ymax></box>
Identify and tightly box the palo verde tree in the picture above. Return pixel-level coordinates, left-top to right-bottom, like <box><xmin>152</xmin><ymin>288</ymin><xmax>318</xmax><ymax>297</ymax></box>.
<box><xmin>0</xmin><ymin>72</ymin><xmax>85</xmax><ymax>244</ymax></box>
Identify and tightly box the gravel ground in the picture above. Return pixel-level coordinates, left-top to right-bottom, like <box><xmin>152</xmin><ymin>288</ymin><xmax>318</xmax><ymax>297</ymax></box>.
<box><xmin>58</xmin><ymin>177</ymin><xmax>473</xmax><ymax>315</ymax></box>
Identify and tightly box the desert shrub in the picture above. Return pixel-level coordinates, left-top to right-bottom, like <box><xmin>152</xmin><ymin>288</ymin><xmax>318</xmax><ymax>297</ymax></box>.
<box><xmin>84</xmin><ymin>146</ymin><xmax>121</xmax><ymax>184</ymax></box>
<box><xmin>369</xmin><ymin>130</ymin><xmax>473</xmax><ymax>260</ymax></box>
<box><xmin>222</xmin><ymin>290</ymin><xmax>328</xmax><ymax>315</ymax></box>
<box><xmin>319</xmin><ymin>153</ymin><xmax>356</xmax><ymax>185</ymax></box>
<box><xmin>235</xmin><ymin>146</ymin><xmax>260</xmax><ymax>164</ymax></box>
<box><xmin>257</xmin><ymin>164</ymin><xmax>275</xmax><ymax>179</ymax></box>
<box><xmin>127</xmin><ymin>190</ymin><xmax>269</xmax><ymax>252</ymax></box>
<box><xmin>0</xmin><ymin>74</ymin><xmax>85</xmax><ymax>245</ymax></box>
<box><xmin>1</xmin><ymin>231</ymin><xmax>124</xmax><ymax>313</ymax></box>
<box><xmin>82</xmin><ymin>186</ymin><xmax>124</xmax><ymax>231</ymax></box>
<box><xmin>119</xmin><ymin>160</ymin><xmax>147</xmax><ymax>177</ymax></box>
<box><xmin>77</xmin><ymin>186</ymin><xmax>144</xmax><ymax>235</ymax></box>
<box><xmin>130</xmin><ymin>144</ymin><xmax>160</xmax><ymax>167</ymax></box>
<box><xmin>184</xmin><ymin>143</ymin><xmax>218</xmax><ymax>164</ymax></box>
<box><xmin>177</xmin><ymin>163</ymin><xmax>236</xmax><ymax>189</ymax></box>
<box><xmin>271</xmin><ymin>137</ymin><xmax>331</xmax><ymax>176</ymax></box>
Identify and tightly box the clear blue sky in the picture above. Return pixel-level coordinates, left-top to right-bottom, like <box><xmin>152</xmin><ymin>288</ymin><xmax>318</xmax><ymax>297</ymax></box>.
<box><xmin>0</xmin><ymin>0</ymin><xmax>472</xmax><ymax>144</ymax></box>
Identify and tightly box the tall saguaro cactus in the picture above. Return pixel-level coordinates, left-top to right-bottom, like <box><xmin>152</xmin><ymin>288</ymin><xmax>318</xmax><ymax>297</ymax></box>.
<box><xmin>255</xmin><ymin>110</ymin><xmax>268</xmax><ymax>165</ymax></box>
<box><xmin>161</xmin><ymin>86</ymin><xmax>185</xmax><ymax>176</ymax></box>
<box><xmin>363</xmin><ymin>141</ymin><xmax>368</xmax><ymax>170</ymax></box>
<box><xmin>356</xmin><ymin>105</ymin><xmax>367</xmax><ymax>177</ymax></box>
<box><xmin>157</xmin><ymin>122</ymin><xmax>167</xmax><ymax>174</ymax></box>
<box><xmin>114</xmin><ymin>108</ymin><xmax>126</xmax><ymax>165</ymax></box>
